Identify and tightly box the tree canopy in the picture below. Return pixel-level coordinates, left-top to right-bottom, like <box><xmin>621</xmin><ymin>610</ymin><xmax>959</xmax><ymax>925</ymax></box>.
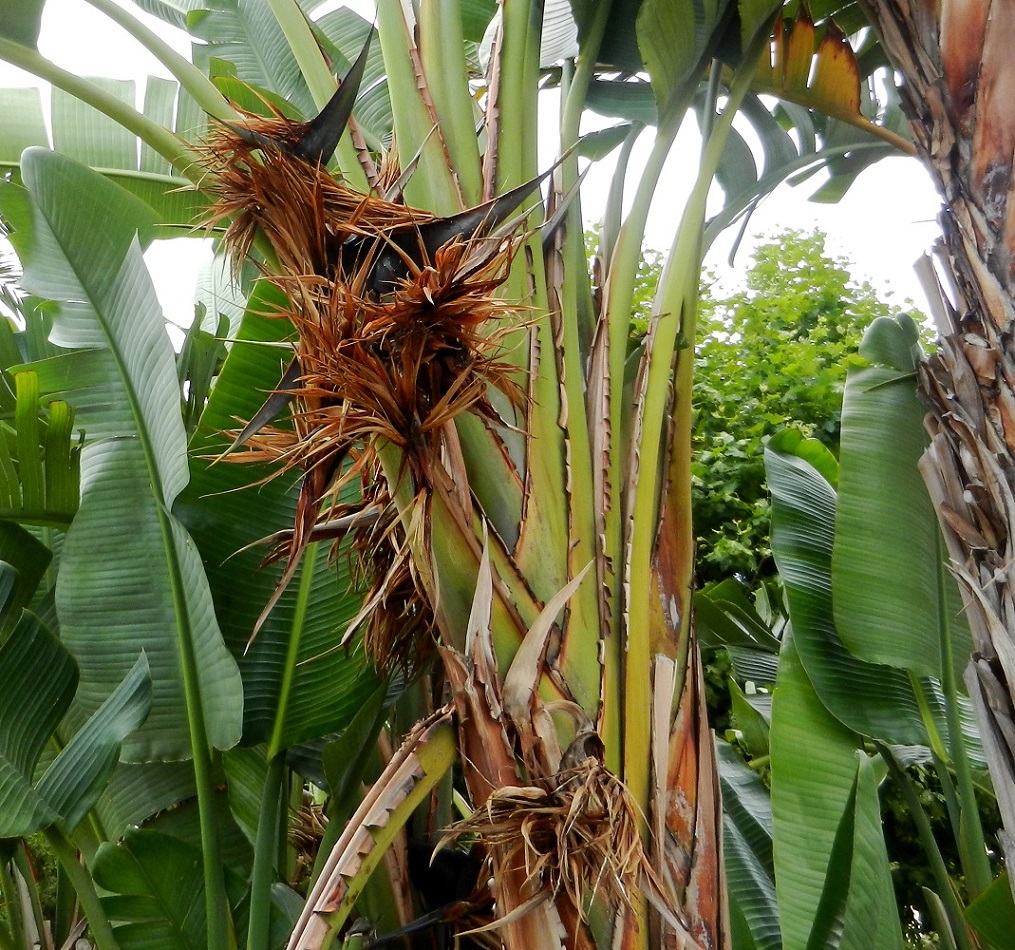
<box><xmin>690</xmin><ymin>228</ymin><xmax>924</xmax><ymax>582</ymax></box>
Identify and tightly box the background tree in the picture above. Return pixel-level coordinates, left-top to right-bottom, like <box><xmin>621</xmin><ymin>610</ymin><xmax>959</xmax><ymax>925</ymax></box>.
<box><xmin>692</xmin><ymin>228</ymin><xmax>920</xmax><ymax>583</ymax></box>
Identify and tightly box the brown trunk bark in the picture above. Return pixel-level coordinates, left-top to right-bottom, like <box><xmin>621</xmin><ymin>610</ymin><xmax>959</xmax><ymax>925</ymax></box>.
<box><xmin>861</xmin><ymin>0</ymin><xmax>1015</xmax><ymax>882</ymax></box>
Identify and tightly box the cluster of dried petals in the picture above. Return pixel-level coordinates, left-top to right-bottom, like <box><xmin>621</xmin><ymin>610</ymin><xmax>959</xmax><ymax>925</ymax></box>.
<box><xmin>203</xmin><ymin>119</ymin><xmax>523</xmax><ymax>669</ymax></box>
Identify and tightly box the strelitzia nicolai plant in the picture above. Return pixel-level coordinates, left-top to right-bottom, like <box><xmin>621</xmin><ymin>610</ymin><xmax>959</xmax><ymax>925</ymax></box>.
<box><xmin>0</xmin><ymin>0</ymin><xmax>916</xmax><ymax>948</ymax></box>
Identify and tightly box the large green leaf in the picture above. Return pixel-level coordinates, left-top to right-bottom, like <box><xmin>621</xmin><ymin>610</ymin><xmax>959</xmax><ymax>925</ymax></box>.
<box><xmin>802</xmin><ymin>752</ymin><xmax>903</xmax><ymax>950</ymax></box>
<box><xmin>93</xmin><ymin>760</ymin><xmax>197</xmax><ymax>844</ymax></box>
<box><xmin>637</xmin><ymin>0</ymin><xmax>731</xmax><ymax>117</ymax></box>
<box><xmin>0</xmin><ymin>570</ymin><xmax>152</xmax><ymax>839</ymax></box>
<box><xmin>0</xmin><ymin>0</ymin><xmax>44</xmax><ymax>48</ymax></box>
<box><xmin>965</xmin><ymin>871</ymin><xmax>1015</xmax><ymax>949</ymax></box>
<box><xmin>840</xmin><ymin>754</ymin><xmax>904</xmax><ymax>948</ymax></box>
<box><xmin>93</xmin><ymin>828</ymin><xmax>220</xmax><ymax>950</ymax></box>
<box><xmin>0</xmin><ymin>524</ymin><xmax>51</xmax><ymax>630</ymax></box>
<box><xmin>770</xmin><ymin>631</ymin><xmax>861</xmax><ymax>950</ymax></box>
<box><xmin>129</xmin><ymin>0</ymin><xmax>207</xmax><ymax>30</ymax></box>
<box><xmin>176</xmin><ymin>281</ymin><xmax>379</xmax><ymax>749</ymax></box>
<box><xmin>37</xmin><ymin>654</ymin><xmax>152</xmax><ymax>834</ymax></box>
<box><xmin>695</xmin><ymin>577</ymin><xmax>782</xmax><ymax>653</ymax></box>
<box><xmin>569</xmin><ymin>0</ymin><xmax>644</xmax><ymax>71</ymax></box>
<box><xmin>3</xmin><ymin>150</ymin><xmax>242</xmax><ymax>760</ymax></box>
<box><xmin>189</xmin><ymin>0</ymin><xmax>315</xmax><ymax>117</ymax></box>
<box><xmin>0</xmin><ymin>612</ymin><xmax>75</xmax><ymax>837</ymax></box>
<box><xmin>833</xmin><ymin>314</ymin><xmax>971</xmax><ymax>680</ymax></box>
<box><xmin>766</xmin><ymin>436</ymin><xmax>941</xmax><ymax>746</ymax></box>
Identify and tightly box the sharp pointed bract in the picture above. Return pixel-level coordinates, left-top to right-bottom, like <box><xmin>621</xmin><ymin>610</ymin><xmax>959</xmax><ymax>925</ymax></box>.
<box><xmin>225</xmin><ymin>357</ymin><xmax>301</xmax><ymax>455</ymax></box>
<box><xmin>292</xmin><ymin>31</ymin><xmax>373</xmax><ymax>165</ymax></box>
<box><xmin>364</xmin><ymin>162</ymin><xmax>563</xmax><ymax>293</ymax></box>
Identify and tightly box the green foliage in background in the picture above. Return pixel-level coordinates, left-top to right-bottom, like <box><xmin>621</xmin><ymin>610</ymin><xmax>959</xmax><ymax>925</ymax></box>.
<box><xmin>681</xmin><ymin>228</ymin><xmax>925</xmax><ymax>584</ymax></box>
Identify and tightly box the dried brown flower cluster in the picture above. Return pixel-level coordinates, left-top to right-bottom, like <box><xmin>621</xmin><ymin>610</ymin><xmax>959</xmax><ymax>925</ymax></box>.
<box><xmin>203</xmin><ymin>120</ymin><xmax>523</xmax><ymax>668</ymax></box>
<box><xmin>445</xmin><ymin>738</ymin><xmax>655</xmax><ymax>921</ymax></box>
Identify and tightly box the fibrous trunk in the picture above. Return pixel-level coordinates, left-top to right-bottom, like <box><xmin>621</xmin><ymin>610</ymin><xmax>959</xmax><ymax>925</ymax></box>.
<box><xmin>861</xmin><ymin>0</ymin><xmax>1015</xmax><ymax>882</ymax></box>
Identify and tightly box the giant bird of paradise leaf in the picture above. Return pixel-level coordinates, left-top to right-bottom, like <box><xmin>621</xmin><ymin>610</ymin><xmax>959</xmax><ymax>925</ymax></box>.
<box><xmin>0</xmin><ymin>0</ymin><xmax>918</xmax><ymax>948</ymax></box>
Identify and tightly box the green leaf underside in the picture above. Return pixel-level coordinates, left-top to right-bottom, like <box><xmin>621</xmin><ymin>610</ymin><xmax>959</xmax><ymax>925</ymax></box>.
<box><xmin>770</xmin><ymin>633</ymin><xmax>901</xmax><ymax>949</ymax></box>
<box><xmin>2</xmin><ymin>150</ymin><xmax>241</xmax><ymax>759</ymax></box>
<box><xmin>719</xmin><ymin>741</ymin><xmax>781</xmax><ymax>950</ymax></box>
<box><xmin>0</xmin><ymin>614</ymin><xmax>75</xmax><ymax>836</ymax></box>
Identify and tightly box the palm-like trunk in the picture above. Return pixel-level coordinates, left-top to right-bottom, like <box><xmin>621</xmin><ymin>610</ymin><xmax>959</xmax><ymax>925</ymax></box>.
<box><xmin>860</xmin><ymin>0</ymin><xmax>1015</xmax><ymax>881</ymax></box>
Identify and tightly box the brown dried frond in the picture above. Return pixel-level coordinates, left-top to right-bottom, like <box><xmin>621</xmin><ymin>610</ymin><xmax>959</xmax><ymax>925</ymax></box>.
<box><xmin>445</xmin><ymin>746</ymin><xmax>655</xmax><ymax>920</ymax></box>
<box><xmin>202</xmin><ymin>120</ymin><xmax>434</xmax><ymax>276</ymax></box>
<box><xmin>239</xmin><ymin>444</ymin><xmax>436</xmax><ymax>673</ymax></box>
<box><xmin>203</xmin><ymin>117</ymin><xmax>528</xmax><ymax>669</ymax></box>
<box><xmin>289</xmin><ymin>794</ymin><xmax>328</xmax><ymax>892</ymax></box>
<box><xmin>344</xmin><ymin>482</ymin><xmax>436</xmax><ymax>673</ymax></box>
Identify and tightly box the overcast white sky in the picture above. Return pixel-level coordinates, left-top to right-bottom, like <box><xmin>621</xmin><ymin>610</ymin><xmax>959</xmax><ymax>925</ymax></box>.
<box><xmin>0</xmin><ymin>0</ymin><xmax>943</xmax><ymax>326</ymax></box>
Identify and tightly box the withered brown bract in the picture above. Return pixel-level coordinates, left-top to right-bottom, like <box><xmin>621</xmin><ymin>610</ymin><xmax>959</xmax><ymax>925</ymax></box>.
<box><xmin>202</xmin><ymin>91</ymin><xmax>525</xmax><ymax>670</ymax></box>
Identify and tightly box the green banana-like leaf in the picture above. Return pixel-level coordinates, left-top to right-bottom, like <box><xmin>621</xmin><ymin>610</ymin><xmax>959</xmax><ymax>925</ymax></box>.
<box><xmin>0</xmin><ymin>524</ymin><xmax>51</xmax><ymax>629</ymax></box>
<box><xmin>93</xmin><ymin>760</ymin><xmax>197</xmax><ymax>844</ymax></box>
<box><xmin>0</xmin><ymin>560</ymin><xmax>153</xmax><ymax>839</ymax></box>
<box><xmin>189</xmin><ymin>0</ymin><xmax>316</xmax><ymax>118</ymax></box>
<box><xmin>718</xmin><ymin>740</ymin><xmax>781</xmax><ymax>950</ymax></box>
<box><xmin>127</xmin><ymin>0</ymin><xmax>205</xmax><ymax>30</ymax></box>
<box><xmin>0</xmin><ymin>81</ymin><xmax>206</xmax><ymax>228</ymax></box>
<box><xmin>94</xmin><ymin>816</ymin><xmax>293</xmax><ymax>948</ymax></box>
<box><xmin>841</xmin><ymin>753</ymin><xmax>904</xmax><ymax>947</ymax></box>
<box><xmin>2</xmin><ymin>149</ymin><xmax>242</xmax><ymax>760</ymax></box>
<box><xmin>321</xmin><ymin>683</ymin><xmax>388</xmax><ymax>823</ymax></box>
<box><xmin>0</xmin><ymin>610</ymin><xmax>75</xmax><ymax>837</ymax></box>
<box><xmin>636</xmin><ymin>0</ymin><xmax>734</xmax><ymax>119</ymax></box>
<box><xmin>834</xmin><ymin>314</ymin><xmax>972</xmax><ymax>681</ymax></box>
<box><xmin>0</xmin><ymin>1</ymin><xmax>43</xmax><ymax>48</ymax></box>
<box><xmin>176</xmin><ymin>281</ymin><xmax>380</xmax><ymax>750</ymax></box>
<box><xmin>802</xmin><ymin>751</ymin><xmax>903</xmax><ymax>950</ymax></box>
<box><xmin>766</xmin><ymin>433</ymin><xmax>945</xmax><ymax>747</ymax></box>
<box><xmin>221</xmin><ymin>745</ymin><xmax>269</xmax><ymax>846</ymax></box>
<box><xmin>965</xmin><ymin>871</ymin><xmax>1015</xmax><ymax>949</ymax></box>
<box><xmin>36</xmin><ymin>654</ymin><xmax>152</xmax><ymax>834</ymax></box>
<box><xmin>770</xmin><ymin>631</ymin><xmax>863</xmax><ymax>950</ymax></box>
<box><xmin>729</xmin><ymin>679</ymin><xmax>771</xmax><ymax>758</ymax></box>
<box><xmin>695</xmin><ymin>578</ymin><xmax>782</xmax><ymax>653</ymax></box>
<box><xmin>93</xmin><ymin>827</ymin><xmax>238</xmax><ymax>950</ymax></box>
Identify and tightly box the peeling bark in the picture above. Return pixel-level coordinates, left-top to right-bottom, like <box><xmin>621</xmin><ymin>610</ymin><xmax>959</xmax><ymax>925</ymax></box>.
<box><xmin>861</xmin><ymin>0</ymin><xmax>1015</xmax><ymax>888</ymax></box>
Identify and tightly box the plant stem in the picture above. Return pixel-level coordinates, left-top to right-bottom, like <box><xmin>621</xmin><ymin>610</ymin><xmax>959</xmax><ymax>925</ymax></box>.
<box><xmin>247</xmin><ymin>753</ymin><xmax>287</xmax><ymax>950</ymax></box>
<box><xmin>418</xmin><ymin>0</ymin><xmax>483</xmax><ymax>205</ymax></box>
<box><xmin>264</xmin><ymin>0</ymin><xmax>368</xmax><ymax>191</ymax></box>
<box><xmin>265</xmin><ymin>0</ymin><xmax>334</xmax><ymax>108</ymax></box>
<box><xmin>628</xmin><ymin>28</ymin><xmax>773</xmax><ymax>719</ymax></box>
<box><xmin>42</xmin><ymin>828</ymin><xmax>119</xmax><ymax>950</ymax></box>
<box><xmin>559</xmin><ymin>0</ymin><xmax>612</xmax><ymax>148</ymax></box>
<box><xmin>83</xmin><ymin>0</ymin><xmax>238</xmax><ymax>124</ymax></box>
<box><xmin>936</xmin><ymin>533</ymin><xmax>992</xmax><ymax>897</ymax></box>
<box><xmin>140</xmin><ymin>501</ymin><xmax>233</xmax><ymax>950</ymax></box>
<box><xmin>875</xmin><ymin>743</ymin><xmax>974</xmax><ymax>950</ymax></box>
<box><xmin>248</xmin><ymin>544</ymin><xmax>318</xmax><ymax>948</ymax></box>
